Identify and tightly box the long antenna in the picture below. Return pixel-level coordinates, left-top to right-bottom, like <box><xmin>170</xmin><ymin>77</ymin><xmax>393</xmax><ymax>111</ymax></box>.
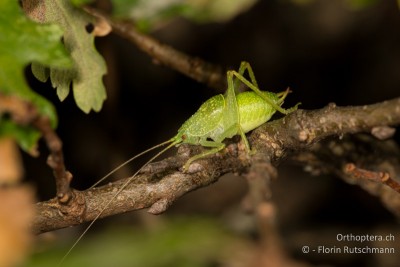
<box><xmin>59</xmin><ymin>140</ymin><xmax>178</xmax><ymax>266</ymax></box>
<box><xmin>90</xmin><ymin>139</ymin><xmax>173</xmax><ymax>189</ymax></box>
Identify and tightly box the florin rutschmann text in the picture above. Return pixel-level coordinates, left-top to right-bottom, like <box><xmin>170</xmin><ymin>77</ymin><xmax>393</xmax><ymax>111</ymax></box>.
<box><xmin>315</xmin><ymin>245</ymin><xmax>394</xmax><ymax>254</ymax></box>
<box><xmin>301</xmin><ymin>233</ymin><xmax>396</xmax><ymax>255</ymax></box>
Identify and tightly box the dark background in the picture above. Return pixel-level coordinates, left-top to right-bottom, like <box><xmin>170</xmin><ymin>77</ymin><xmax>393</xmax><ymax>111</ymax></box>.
<box><xmin>26</xmin><ymin>1</ymin><xmax>400</xmax><ymax>266</ymax></box>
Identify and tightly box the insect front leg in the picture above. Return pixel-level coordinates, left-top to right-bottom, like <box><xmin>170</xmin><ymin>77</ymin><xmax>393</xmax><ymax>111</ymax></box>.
<box><xmin>183</xmin><ymin>140</ymin><xmax>225</xmax><ymax>171</ymax></box>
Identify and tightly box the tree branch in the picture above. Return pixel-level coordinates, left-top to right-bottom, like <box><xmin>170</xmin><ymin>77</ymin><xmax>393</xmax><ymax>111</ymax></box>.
<box><xmin>33</xmin><ymin>97</ymin><xmax>400</xmax><ymax>234</ymax></box>
<box><xmin>33</xmin><ymin>144</ymin><xmax>243</xmax><ymax>234</ymax></box>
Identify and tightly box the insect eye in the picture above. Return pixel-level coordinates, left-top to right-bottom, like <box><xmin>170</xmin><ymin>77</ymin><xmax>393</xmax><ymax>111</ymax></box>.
<box><xmin>181</xmin><ymin>134</ymin><xmax>187</xmax><ymax>140</ymax></box>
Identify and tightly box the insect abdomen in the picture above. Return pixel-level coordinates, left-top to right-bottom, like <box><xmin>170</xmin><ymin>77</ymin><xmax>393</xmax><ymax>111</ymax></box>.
<box><xmin>237</xmin><ymin>91</ymin><xmax>279</xmax><ymax>133</ymax></box>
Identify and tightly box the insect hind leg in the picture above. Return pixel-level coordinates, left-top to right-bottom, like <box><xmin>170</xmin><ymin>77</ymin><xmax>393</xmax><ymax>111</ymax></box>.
<box><xmin>236</xmin><ymin>61</ymin><xmax>259</xmax><ymax>89</ymax></box>
<box><xmin>231</xmin><ymin>70</ymin><xmax>300</xmax><ymax>115</ymax></box>
<box><xmin>232</xmin><ymin>61</ymin><xmax>259</xmax><ymax>94</ymax></box>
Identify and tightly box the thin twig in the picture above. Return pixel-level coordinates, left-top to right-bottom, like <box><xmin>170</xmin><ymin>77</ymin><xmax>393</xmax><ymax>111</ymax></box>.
<box><xmin>344</xmin><ymin>163</ymin><xmax>400</xmax><ymax>194</ymax></box>
<box><xmin>0</xmin><ymin>94</ymin><xmax>72</xmax><ymax>203</ymax></box>
<box><xmin>83</xmin><ymin>6</ymin><xmax>227</xmax><ymax>92</ymax></box>
<box><xmin>292</xmin><ymin>134</ymin><xmax>400</xmax><ymax>216</ymax></box>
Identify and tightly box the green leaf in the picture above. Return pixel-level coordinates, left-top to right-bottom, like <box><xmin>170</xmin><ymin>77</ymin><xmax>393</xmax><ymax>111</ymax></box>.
<box><xmin>112</xmin><ymin>0</ymin><xmax>258</xmax><ymax>29</ymax></box>
<box><xmin>31</xmin><ymin>62</ymin><xmax>50</xmax><ymax>83</ymax></box>
<box><xmin>71</xmin><ymin>0</ymin><xmax>94</xmax><ymax>6</ymax></box>
<box><xmin>0</xmin><ymin>0</ymin><xmax>72</xmax><ymax>152</ymax></box>
<box><xmin>0</xmin><ymin>119</ymin><xmax>40</xmax><ymax>155</ymax></box>
<box><xmin>28</xmin><ymin>0</ymin><xmax>107</xmax><ymax>113</ymax></box>
<box><xmin>291</xmin><ymin>0</ymin><xmax>379</xmax><ymax>8</ymax></box>
<box><xmin>184</xmin><ymin>0</ymin><xmax>259</xmax><ymax>23</ymax></box>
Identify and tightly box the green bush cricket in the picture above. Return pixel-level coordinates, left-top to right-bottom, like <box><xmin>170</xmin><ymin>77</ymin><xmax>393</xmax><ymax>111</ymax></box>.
<box><xmin>60</xmin><ymin>61</ymin><xmax>300</xmax><ymax>263</ymax></box>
